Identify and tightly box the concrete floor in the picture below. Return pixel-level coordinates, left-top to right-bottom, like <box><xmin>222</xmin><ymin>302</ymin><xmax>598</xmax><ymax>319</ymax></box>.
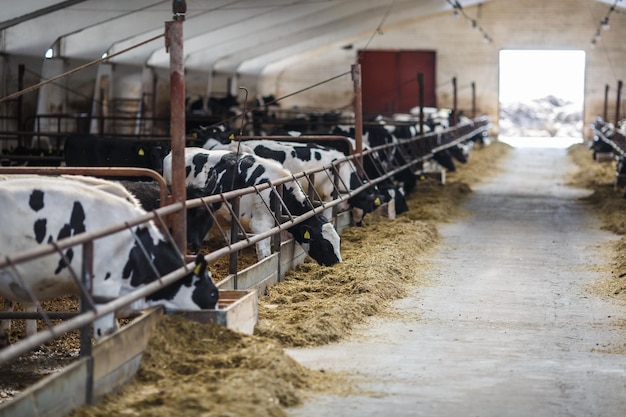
<box><xmin>285</xmin><ymin>142</ymin><xmax>626</xmax><ymax>417</ymax></box>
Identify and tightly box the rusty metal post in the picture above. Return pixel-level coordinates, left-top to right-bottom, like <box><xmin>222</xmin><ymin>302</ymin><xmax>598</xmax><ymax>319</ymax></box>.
<box><xmin>451</xmin><ymin>76</ymin><xmax>458</xmax><ymax>127</ymax></box>
<box><xmin>471</xmin><ymin>81</ymin><xmax>476</xmax><ymax>119</ymax></box>
<box><xmin>604</xmin><ymin>84</ymin><xmax>609</xmax><ymax>121</ymax></box>
<box><xmin>417</xmin><ymin>72</ymin><xmax>425</xmax><ymax>135</ymax></box>
<box><xmin>615</xmin><ymin>80</ymin><xmax>623</xmax><ymax>124</ymax></box>
<box><xmin>166</xmin><ymin>4</ymin><xmax>187</xmax><ymax>255</ymax></box>
<box><xmin>351</xmin><ymin>64</ymin><xmax>363</xmax><ymax>175</ymax></box>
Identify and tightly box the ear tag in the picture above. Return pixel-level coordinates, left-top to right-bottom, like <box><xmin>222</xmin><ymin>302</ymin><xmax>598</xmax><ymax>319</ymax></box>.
<box><xmin>138</xmin><ymin>148</ymin><xmax>145</xmax><ymax>156</ymax></box>
<box><xmin>194</xmin><ymin>263</ymin><xmax>203</xmax><ymax>275</ymax></box>
<box><xmin>229</xmin><ymin>133</ymin><xmax>235</xmax><ymax>141</ymax></box>
<box><xmin>303</xmin><ymin>230</ymin><xmax>311</xmax><ymax>241</ymax></box>
<box><xmin>374</xmin><ymin>197</ymin><xmax>381</xmax><ymax>206</ymax></box>
<box><xmin>192</xmin><ymin>132</ymin><xmax>198</xmax><ymax>138</ymax></box>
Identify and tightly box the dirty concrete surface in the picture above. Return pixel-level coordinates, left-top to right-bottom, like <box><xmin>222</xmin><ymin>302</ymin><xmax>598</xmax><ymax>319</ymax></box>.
<box><xmin>285</xmin><ymin>140</ymin><xmax>626</xmax><ymax>417</ymax></box>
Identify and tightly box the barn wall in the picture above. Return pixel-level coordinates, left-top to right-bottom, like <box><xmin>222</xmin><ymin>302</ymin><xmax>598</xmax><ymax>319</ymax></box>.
<box><xmin>259</xmin><ymin>0</ymin><xmax>626</xmax><ymax>139</ymax></box>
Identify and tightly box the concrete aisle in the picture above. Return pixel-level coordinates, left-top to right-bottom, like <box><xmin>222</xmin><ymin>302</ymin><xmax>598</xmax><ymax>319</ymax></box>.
<box><xmin>286</xmin><ymin>144</ymin><xmax>626</xmax><ymax>417</ymax></box>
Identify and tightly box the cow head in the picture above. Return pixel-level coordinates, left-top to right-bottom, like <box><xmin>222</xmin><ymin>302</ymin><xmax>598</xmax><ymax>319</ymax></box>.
<box><xmin>347</xmin><ymin>175</ymin><xmax>386</xmax><ymax>226</ymax></box>
<box><xmin>189</xmin><ymin>123</ymin><xmax>237</xmax><ymax>146</ymax></box>
<box><xmin>146</xmin><ymin>252</ymin><xmax>219</xmax><ymax>311</ymax></box>
<box><xmin>289</xmin><ymin>216</ymin><xmax>341</xmax><ymax>266</ymax></box>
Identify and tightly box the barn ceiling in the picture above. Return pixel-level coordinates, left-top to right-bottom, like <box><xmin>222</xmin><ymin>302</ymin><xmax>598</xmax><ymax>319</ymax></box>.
<box><xmin>0</xmin><ymin>0</ymin><xmax>620</xmax><ymax>78</ymax></box>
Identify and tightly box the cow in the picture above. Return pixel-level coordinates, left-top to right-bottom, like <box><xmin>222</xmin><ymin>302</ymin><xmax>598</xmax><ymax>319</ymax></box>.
<box><xmin>163</xmin><ymin>148</ymin><xmax>342</xmax><ymax>266</ymax></box>
<box><xmin>0</xmin><ymin>176</ymin><xmax>219</xmax><ymax>346</ymax></box>
<box><xmin>239</xmin><ymin>139</ymin><xmax>385</xmax><ymax>225</ymax></box>
<box><xmin>64</xmin><ymin>135</ymin><xmax>171</xmax><ymax>176</ymax></box>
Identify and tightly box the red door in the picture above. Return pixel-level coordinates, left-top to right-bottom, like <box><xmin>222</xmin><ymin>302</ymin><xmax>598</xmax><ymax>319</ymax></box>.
<box><xmin>358</xmin><ymin>50</ymin><xmax>436</xmax><ymax>118</ymax></box>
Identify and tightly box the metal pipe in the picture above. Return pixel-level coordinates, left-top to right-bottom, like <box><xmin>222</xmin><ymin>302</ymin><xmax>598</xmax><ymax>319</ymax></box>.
<box><xmin>166</xmin><ymin>17</ymin><xmax>187</xmax><ymax>255</ymax></box>
<box><xmin>0</xmin><ymin>166</ymin><xmax>171</xmax><ymax>209</ymax></box>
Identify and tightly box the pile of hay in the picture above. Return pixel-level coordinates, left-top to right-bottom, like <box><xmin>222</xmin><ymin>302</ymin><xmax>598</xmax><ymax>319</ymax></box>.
<box><xmin>69</xmin><ymin>140</ymin><xmax>511</xmax><ymax>416</ymax></box>
<box><xmin>567</xmin><ymin>143</ymin><xmax>626</xmax><ymax>299</ymax></box>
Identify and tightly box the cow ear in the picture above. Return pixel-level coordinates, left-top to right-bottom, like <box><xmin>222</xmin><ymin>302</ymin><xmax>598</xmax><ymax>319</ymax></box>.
<box><xmin>193</xmin><ymin>253</ymin><xmax>208</xmax><ymax>276</ymax></box>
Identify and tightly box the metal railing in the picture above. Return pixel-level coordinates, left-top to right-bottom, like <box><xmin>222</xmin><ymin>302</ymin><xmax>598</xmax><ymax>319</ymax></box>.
<box><xmin>0</xmin><ymin>116</ymin><xmax>490</xmax><ymax>365</ymax></box>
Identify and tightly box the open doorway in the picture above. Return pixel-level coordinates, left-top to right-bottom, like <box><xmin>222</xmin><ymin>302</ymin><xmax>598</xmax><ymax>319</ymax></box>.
<box><xmin>499</xmin><ymin>49</ymin><xmax>585</xmax><ymax>147</ymax></box>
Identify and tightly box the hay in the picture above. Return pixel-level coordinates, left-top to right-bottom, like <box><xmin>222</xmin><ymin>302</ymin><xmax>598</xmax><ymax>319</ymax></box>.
<box><xmin>567</xmin><ymin>143</ymin><xmax>626</xmax><ymax>303</ymax></box>
<box><xmin>71</xmin><ymin>316</ymin><xmax>339</xmax><ymax>417</ymax></box>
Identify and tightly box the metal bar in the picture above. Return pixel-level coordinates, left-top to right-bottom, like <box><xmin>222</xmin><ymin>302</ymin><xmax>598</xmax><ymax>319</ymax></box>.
<box><xmin>167</xmin><ymin>18</ymin><xmax>187</xmax><ymax>255</ymax></box>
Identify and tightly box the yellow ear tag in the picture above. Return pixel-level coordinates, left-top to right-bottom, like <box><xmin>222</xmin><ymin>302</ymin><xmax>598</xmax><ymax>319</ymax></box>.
<box><xmin>194</xmin><ymin>263</ymin><xmax>203</xmax><ymax>275</ymax></box>
<box><xmin>374</xmin><ymin>197</ymin><xmax>381</xmax><ymax>206</ymax></box>
<box><xmin>192</xmin><ymin>132</ymin><xmax>198</xmax><ymax>138</ymax></box>
<box><xmin>303</xmin><ymin>230</ymin><xmax>311</xmax><ymax>240</ymax></box>
<box><xmin>138</xmin><ymin>148</ymin><xmax>145</xmax><ymax>156</ymax></box>
<box><xmin>228</xmin><ymin>133</ymin><xmax>235</xmax><ymax>141</ymax></box>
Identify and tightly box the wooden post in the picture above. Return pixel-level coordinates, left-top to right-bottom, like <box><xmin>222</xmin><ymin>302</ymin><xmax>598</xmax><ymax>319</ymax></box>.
<box><xmin>166</xmin><ymin>4</ymin><xmax>187</xmax><ymax>255</ymax></box>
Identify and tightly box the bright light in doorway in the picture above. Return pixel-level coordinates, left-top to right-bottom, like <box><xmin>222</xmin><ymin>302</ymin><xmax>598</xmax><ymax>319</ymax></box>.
<box><xmin>498</xmin><ymin>49</ymin><xmax>586</xmax><ymax>147</ymax></box>
<box><xmin>499</xmin><ymin>50</ymin><xmax>585</xmax><ymax>105</ymax></box>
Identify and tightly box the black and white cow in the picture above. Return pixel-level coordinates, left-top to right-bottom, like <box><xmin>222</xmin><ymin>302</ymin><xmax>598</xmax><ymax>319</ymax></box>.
<box><xmin>163</xmin><ymin>148</ymin><xmax>342</xmax><ymax>266</ymax></box>
<box><xmin>0</xmin><ymin>177</ymin><xmax>219</xmax><ymax>346</ymax></box>
<box><xmin>238</xmin><ymin>139</ymin><xmax>384</xmax><ymax>225</ymax></box>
